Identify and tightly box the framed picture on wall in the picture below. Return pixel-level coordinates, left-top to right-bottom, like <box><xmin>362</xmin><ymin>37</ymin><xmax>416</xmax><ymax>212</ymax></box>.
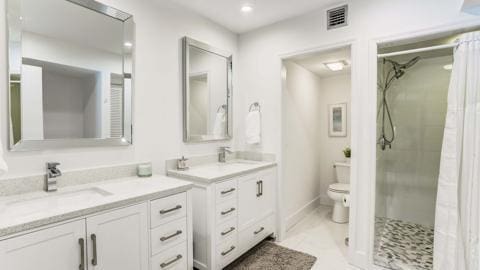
<box><xmin>328</xmin><ymin>103</ymin><xmax>347</xmax><ymax>137</ymax></box>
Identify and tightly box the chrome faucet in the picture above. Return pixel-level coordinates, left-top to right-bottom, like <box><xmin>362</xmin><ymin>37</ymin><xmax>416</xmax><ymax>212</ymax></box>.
<box><xmin>218</xmin><ymin>147</ymin><xmax>233</xmax><ymax>163</ymax></box>
<box><xmin>46</xmin><ymin>162</ymin><xmax>62</xmax><ymax>192</ymax></box>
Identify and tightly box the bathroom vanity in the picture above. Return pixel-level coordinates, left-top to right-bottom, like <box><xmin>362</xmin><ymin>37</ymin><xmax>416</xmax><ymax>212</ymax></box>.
<box><xmin>167</xmin><ymin>158</ymin><xmax>277</xmax><ymax>270</ymax></box>
<box><xmin>0</xmin><ymin>175</ymin><xmax>193</xmax><ymax>270</ymax></box>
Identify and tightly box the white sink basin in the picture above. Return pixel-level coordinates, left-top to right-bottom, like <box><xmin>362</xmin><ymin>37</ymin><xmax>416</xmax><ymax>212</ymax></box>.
<box><xmin>2</xmin><ymin>187</ymin><xmax>112</xmax><ymax>218</ymax></box>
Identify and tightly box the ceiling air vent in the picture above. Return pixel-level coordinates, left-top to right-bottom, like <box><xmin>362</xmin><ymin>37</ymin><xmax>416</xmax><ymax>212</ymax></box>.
<box><xmin>327</xmin><ymin>4</ymin><xmax>348</xmax><ymax>30</ymax></box>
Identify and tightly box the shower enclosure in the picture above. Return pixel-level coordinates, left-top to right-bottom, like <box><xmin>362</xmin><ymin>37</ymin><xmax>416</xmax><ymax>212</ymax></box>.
<box><xmin>374</xmin><ymin>49</ymin><xmax>453</xmax><ymax>269</ymax></box>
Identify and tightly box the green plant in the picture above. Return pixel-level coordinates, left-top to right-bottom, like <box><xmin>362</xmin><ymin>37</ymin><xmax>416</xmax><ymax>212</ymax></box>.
<box><xmin>343</xmin><ymin>147</ymin><xmax>351</xmax><ymax>158</ymax></box>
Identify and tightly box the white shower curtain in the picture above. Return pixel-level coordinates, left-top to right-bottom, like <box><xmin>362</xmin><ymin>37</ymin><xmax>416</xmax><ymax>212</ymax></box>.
<box><xmin>434</xmin><ymin>31</ymin><xmax>480</xmax><ymax>270</ymax></box>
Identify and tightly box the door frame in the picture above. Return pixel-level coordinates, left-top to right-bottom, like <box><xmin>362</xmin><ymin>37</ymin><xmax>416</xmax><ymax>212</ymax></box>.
<box><xmin>366</xmin><ymin>20</ymin><xmax>480</xmax><ymax>270</ymax></box>
<box><xmin>277</xmin><ymin>38</ymin><xmax>358</xmax><ymax>261</ymax></box>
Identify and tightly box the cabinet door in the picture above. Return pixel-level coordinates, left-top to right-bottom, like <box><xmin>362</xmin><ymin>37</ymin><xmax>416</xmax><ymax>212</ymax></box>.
<box><xmin>0</xmin><ymin>220</ymin><xmax>86</xmax><ymax>270</ymax></box>
<box><xmin>86</xmin><ymin>203</ymin><xmax>148</xmax><ymax>270</ymax></box>
<box><xmin>238</xmin><ymin>169</ymin><xmax>276</xmax><ymax>231</ymax></box>
<box><xmin>257</xmin><ymin>168</ymin><xmax>276</xmax><ymax>218</ymax></box>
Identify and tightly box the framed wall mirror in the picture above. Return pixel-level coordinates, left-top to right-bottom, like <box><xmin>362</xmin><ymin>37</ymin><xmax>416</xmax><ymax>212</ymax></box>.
<box><xmin>182</xmin><ymin>37</ymin><xmax>233</xmax><ymax>142</ymax></box>
<box><xmin>7</xmin><ymin>0</ymin><xmax>134</xmax><ymax>151</ymax></box>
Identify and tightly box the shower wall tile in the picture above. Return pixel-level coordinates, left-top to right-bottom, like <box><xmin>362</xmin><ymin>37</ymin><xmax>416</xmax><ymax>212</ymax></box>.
<box><xmin>376</xmin><ymin>55</ymin><xmax>451</xmax><ymax>228</ymax></box>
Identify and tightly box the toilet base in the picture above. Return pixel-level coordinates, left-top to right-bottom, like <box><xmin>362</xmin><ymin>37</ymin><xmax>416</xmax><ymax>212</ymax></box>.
<box><xmin>332</xmin><ymin>201</ymin><xmax>349</xmax><ymax>223</ymax></box>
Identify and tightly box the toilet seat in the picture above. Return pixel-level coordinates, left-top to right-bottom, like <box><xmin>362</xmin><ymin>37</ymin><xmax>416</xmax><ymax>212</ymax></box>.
<box><xmin>328</xmin><ymin>183</ymin><xmax>350</xmax><ymax>194</ymax></box>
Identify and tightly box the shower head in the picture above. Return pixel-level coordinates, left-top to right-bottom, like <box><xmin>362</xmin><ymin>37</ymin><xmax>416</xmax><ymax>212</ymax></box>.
<box><xmin>384</xmin><ymin>56</ymin><xmax>420</xmax><ymax>79</ymax></box>
<box><xmin>384</xmin><ymin>56</ymin><xmax>421</xmax><ymax>70</ymax></box>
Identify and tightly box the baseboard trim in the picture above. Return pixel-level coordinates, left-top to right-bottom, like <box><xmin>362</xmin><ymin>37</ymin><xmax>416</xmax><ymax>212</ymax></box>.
<box><xmin>285</xmin><ymin>196</ymin><xmax>321</xmax><ymax>231</ymax></box>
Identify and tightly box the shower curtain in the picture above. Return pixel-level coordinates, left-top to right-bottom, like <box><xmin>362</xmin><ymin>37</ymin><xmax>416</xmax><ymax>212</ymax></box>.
<box><xmin>433</xmin><ymin>32</ymin><xmax>480</xmax><ymax>270</ymax></box>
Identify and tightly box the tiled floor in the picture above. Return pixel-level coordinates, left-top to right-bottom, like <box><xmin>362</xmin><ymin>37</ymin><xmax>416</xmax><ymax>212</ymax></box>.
<box><xmin>278</xmin><ymin>205</ymin><xmax>350</xmax><ymax>270</ymax></box>
<box><xmin>373</xmin><ymin>217</ymin><xmax>434</xmax><ymax>270</ymax></box>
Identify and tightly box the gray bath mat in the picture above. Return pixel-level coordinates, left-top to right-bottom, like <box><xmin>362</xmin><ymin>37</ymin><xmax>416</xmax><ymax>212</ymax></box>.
<box><xmin>225</xmin><ymin>241</ymin><xmax>317</xmax><ymax>270</ymax></box>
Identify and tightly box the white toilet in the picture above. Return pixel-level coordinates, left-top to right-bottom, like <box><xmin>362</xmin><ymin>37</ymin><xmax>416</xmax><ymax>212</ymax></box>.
<box><xmin>327</xmin><ymin>161</ymin><xmax>350</xmax><ymax>223</ymax></box>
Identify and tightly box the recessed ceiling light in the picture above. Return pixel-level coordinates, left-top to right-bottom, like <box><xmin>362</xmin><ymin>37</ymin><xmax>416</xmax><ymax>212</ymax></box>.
<box><xmin>443</xmin><ymin>64</ymin><xmax>452</xmax><ymax>70</ymax></box>
<box><xmin>324</xmin><ymin>60</ymin><xmax>348</xmax><ymax>71</ymax></box>
<box><xmin>241</xmin><ymin>4</ymin><xmax>253</xmax><ymax>13</ymax></box>
<box><xmin>124</xmin><ymin>42</ymin><xmax>133</xmax><ymax>48</ymax></box>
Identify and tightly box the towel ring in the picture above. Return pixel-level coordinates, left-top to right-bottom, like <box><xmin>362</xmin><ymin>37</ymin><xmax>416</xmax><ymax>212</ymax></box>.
<box><xmin>249</xmin><ymin>102</ymin><xmax>261</xmax><ymax>112</ymax></box>
<box><xmin>217</xmin><ymin>104</ymin><xmax>227</xmax><ymax>113</ymax></box>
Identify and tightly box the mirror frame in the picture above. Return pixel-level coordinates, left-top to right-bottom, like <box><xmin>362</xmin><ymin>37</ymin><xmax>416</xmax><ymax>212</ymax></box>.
<box><xmin>6</xmin><ymin>0</ymin><xmax>135</xmax><ymax>151</ymax></box>
<box><xmin>182</xmin><ymin>37</ymin><xmax>233</xmax><ymax>143</ymax></box>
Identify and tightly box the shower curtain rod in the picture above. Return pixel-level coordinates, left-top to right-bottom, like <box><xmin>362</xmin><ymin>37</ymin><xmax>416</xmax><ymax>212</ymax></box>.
<box><xmin>377</xmin><ymin>43</ymin><xmax>457</xmax><ymax>58</ymax></box>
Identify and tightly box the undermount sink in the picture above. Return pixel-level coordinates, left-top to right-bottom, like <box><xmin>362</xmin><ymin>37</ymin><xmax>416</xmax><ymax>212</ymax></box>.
<box><xmin>1</xmin><ymin>187</ymin><xmax>113</xmax><ymax>217</ymax></box>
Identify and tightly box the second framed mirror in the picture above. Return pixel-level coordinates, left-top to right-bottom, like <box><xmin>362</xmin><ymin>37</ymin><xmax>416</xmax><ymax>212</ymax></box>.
<box><xmin>182</xmin><ymin>37</ymin><xmax>233</xmax><ymax>143</ymax></box>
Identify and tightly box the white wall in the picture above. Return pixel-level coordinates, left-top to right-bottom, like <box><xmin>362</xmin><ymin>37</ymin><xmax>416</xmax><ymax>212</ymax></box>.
<box><xmin>0</xmin><ymin>0</ymin><xmax>238</xmax><ymax>178</ymax></box>
<box><xmin>282</xmin><ymin>62</ymin><xmax>352</xmax><ymax>229</ymax></box>
<box><xmin>282</xmin><ymin>61</ymin><xmax>323</xmax><ymax>229</ymax></box>
<box><xmin>20</xmin><ymin>64</ymin><xmax>44</xmax><ymax>140</ymax></box>
<box><xmin>42</xmin><ymin>70</ymin><xmax>89</xmax><ymax>139</ymax></box>
<box><xmin>236</xmin><ymin>0</ymin><xmax>476</xmax><ymax>267</ymax></box>
<box><xmin>318</xmin><ymin>74</ymin><xmax>351</xmax><ymax>205</ymax></box>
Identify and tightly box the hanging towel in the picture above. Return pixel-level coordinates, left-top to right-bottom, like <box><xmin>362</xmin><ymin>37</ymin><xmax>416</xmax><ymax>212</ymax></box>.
<box><xmin>212</xmin><ymin>111</ymin><xmax>226</xmax><ymax>138</ymax></box>
<box><xmin>245</xmin><ymin>110</ymin><xmax>261</xmax><ymax>144</ymax></box>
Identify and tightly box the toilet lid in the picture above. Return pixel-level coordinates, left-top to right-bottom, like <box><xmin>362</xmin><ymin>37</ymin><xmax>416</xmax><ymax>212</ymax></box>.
<box><xmin>328</xmin><ymin>183</ymin><xmax>350</xmax><ymax>193</ymax></box>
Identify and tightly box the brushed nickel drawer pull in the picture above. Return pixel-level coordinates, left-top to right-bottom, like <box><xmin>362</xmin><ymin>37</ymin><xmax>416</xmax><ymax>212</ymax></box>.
<box><xmin>78</xmin><ymin>238</ymin><xmax>85</xmax><ymax>270</ymax></box>
<box><xmin>160</xmin><ymin>205</ymin><xmax>182</xmax><ymax>215</ymax></box>
<box><xmin>221</xmin><ymin>207</ymin><xmax>235</xmax><ymax>215</ymax></box>
<box><xmin>254</xmin><ymin>227</ymin><xmax>265</xmax><ymax>235</ymax></box>
<box><xmin>91</xmin><ymin>234</ymin><xmax>98</xmax><ymax>266</ymax></box>
<box><xmin>256</xmin><ymin>181</ymin><xmax>261</xmax><ymax>197</ymax></box>
<box><xmin>221</xmin><ymin>246</ymin><xmax>235</xmax><ymax>256</ymax></box>
<box><xmin>160</xmin><ymin>230</ymin><xmax>183</xmax><ymax>242</ymax></box>
<box><xmin>221</xmin><ymin>188</ymin><xmax>235</xmax><ymax>195</ymax></box>
<box><xmin>221</xmin><ymin>227</ymin><xmax>235</xmax><ymax>236</ymax></box>
<box><xmin>160</xmin><ymin>254</ymin><xmax>182</xmax><ymax>268</ymax></box>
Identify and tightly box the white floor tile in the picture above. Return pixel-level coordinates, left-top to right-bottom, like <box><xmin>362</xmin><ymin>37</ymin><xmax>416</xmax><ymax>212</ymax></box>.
<box><xmin>278</xmin><ymin>205</ymin><xmax>350</xmax><ymax>269</ymax></box>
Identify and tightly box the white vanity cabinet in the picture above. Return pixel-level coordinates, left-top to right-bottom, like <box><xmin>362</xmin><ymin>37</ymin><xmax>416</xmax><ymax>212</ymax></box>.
<box><xmin>0</xmin><ymin>220</ymin><xmax>86</xmax><ymax>270</ymax></box>
<box><xmin>86</xmin><ymin>203</ymin><xmax>149</xmax><ymax>270</ymax></box>
<box><xmin>190</xmin><ymin>167</ymin><xmax>277</xmax><ymax>270</ymax></box>
<box><xmin>0</xmin><ymin>191</ymin><xmax>193</xmax><ymax>270</ymax></box>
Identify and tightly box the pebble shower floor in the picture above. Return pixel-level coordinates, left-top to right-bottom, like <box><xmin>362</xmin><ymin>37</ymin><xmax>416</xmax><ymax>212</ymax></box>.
<box><xmin>374</xmin><ymin>217</ymin><xmax>434</xmax><ymax>270</ymax></box>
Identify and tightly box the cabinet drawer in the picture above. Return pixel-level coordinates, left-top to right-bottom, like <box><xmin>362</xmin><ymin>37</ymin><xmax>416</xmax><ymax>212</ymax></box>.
<box><xmin>216</xmin><ymin>218</ymin><xmax>237</xmax><ymax>245</ymax></box>
<box><xmin>216</xmin><ymin>235</ymin><xmax>238</xmax><ymax>269</ymax></box>
<box><xmin>239</xmin><ymin>214</ymin><xmax>275</xmax><ymax>253</ymax></box>
<box><xmin>151</xmin><ymin>193</ymin><xmax>186</xmax><ymax>228</ymax></box>
<box><xmin>150</xmin><ymin>241</ymin><xmax>187</xmax><ymax>270</ymax></box>
<box><xmin>216</xmin><ymin>199</ymin><xmax>237</xmax><ymax>225</ymax></box>
<box><xmin>151</xmin><ymin>218</ymin><xmax>187</xmax><ymax>256</ymax></box>
<box><xmin>215</xmin><ymin>179</ymin><xmax>237</xmax><ymax>204</ymax></box>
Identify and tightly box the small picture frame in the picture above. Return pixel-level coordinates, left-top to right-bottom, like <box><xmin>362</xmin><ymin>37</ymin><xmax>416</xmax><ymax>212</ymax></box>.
<box><xmin>328</xmin><ymin>103</ymin><xmax>347</xmax><ymax>137</ymax></box>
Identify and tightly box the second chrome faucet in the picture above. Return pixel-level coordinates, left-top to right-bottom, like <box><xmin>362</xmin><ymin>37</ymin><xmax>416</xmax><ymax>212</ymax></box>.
<box><xmin>46</xmin><ymin>162</ymin><xmax>62</xmax><ymax>192</ymax></box>
<box><xmin>218</xmin><ymin>147</ymin><xmax>233</xmax><ymax>163</ymax></box>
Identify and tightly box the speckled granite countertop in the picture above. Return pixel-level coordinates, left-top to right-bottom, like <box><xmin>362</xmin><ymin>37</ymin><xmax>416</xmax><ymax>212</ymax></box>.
<box><xmin>167</xmin><ymin>159</ymin><xmax>276</xmax><ymax>184</ymax></box>
<box><xmin>0</xmin><ymin>175</ymin><xmax>192</xmax><ymax>238</ymax></box>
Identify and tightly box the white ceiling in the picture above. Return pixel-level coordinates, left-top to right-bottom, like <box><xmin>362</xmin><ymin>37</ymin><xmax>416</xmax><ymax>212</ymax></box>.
<box><xmin>289</xmin><ymin>47</ymin><xmax>351</xmax><ymax>77</ymax></box>
<box><xmin>168</xmin><ymin>0</ymin><xmax>341</xmax><ymax>33</ymax></box>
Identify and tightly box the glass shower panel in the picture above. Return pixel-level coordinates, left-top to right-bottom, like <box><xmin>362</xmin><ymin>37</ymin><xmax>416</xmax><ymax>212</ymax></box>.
<box><xmin>374</xmin><ymin>53</ymin><xmax>452</xmax><ymax>270</ymax></box>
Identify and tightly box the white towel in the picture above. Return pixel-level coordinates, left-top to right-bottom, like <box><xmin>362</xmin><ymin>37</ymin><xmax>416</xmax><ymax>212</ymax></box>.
<box><xmin>212</xmin><ymin>111</ymin><xmax>226</xmax><ymax>138</ymax></box>
<box><xmin>245</xmin><ymin>110</ymin><xmax>261</xmax><ymax>144</ymax></box>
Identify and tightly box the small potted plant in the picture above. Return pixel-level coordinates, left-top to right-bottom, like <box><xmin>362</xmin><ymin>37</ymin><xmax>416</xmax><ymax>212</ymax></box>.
<box><xmin>343</xmin><ymin>147</ymin><xmax>351</xmax><ymax>162</ymax></box>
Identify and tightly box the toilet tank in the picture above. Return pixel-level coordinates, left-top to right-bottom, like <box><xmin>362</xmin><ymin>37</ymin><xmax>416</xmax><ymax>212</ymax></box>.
<box><xmin>334</xmin><ymin>162</ymin><xmax>350</xmax><ymax>183</ymax></box>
